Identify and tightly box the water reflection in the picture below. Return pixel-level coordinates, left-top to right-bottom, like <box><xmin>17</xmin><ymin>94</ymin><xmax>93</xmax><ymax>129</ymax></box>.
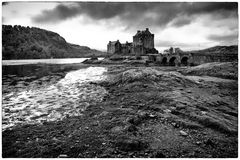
<box><xmin>2</xmin><ymin>64</ymin><xmax>86</xmax><ymax>78</ymax></box>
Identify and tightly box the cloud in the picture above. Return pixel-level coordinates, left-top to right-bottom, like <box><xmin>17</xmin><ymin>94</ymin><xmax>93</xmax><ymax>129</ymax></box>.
<box><xmin>156</xmin><ymin>40</ymin><xmax>201</xmax><ymax>48</ymax></box>
<box><xmin>2</xmin><ymin>2</ymin><xmax>9</xmax><ymax>6</ymax></box>
<box><xmin>207</xmin><ymin>33</ymin><xmax>238</xmax><ymax>42</ymax></box>
<box><xmin>170</xmin><ymin>15</ymin><xmax>193</xmax><ymax>27</ymax></box>
<box><xmin>33</xmin><ymin>4</ymin><xmax>81</xmax><ymax>23</ymax></box>
<box><xmin>32</xmin><ymin>2</ymin><xmax>238</xmax><ymax>29</ymax></box>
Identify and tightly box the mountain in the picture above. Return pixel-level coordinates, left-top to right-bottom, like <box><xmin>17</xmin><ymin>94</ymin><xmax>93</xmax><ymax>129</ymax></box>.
<box><xmin>186</xmin><ymin>45</ymin><xmax>238</xmax><ymax>55</ymax></box>
<box><xmin>2</xmin><ymin>25</ymin><xmax>107</xmax><ymax>60</ymax></box>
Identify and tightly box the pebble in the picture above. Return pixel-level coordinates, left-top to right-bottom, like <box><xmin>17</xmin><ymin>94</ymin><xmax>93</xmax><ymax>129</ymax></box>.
<box><xmin>201</xmin><ymin>111</ymin><xmax>207</xmax><ymax>115</ymax></box>
<box><xmin>52</xmin><ymin>137</ymin><xmax>60</xmax><ymax>141</ymax></box>
<box><xmin>176</xmin><ymin>104</ymin><xmax>186</xmax><ymax>110</ymax></box>
<box><xmin>196</xmin><ymin>141</ymin><xmax>201</xmax><ymax>145</ymax></box>
<box><xmin>58</xmin><ymin>154</ymin><xmax>68</xmax><ymax>158</ymax></box>
<box><xmin>163</xmin><ymin>109</ymin><xmax>171</xmax><ymax>113</ymax></box>
<box><xmin>179</xmin><ymin>130</ymin><xmax>188</xmax><ymax>136</ymax></box>
<box><xmin>171</xmin><ymin>122</ymin><xmax>177</xmax><ymax>127</ymax></box>
<box><xmin>149</xmin><ymin>114</ymin><xmax>156</xmax><ymax>118</ymax></box>
<box><xmin>111</xmin><ymin>126</ymin><xmax>123</xmax><ymax>133</ymax></box>
<box><xmin>170</xmin><ymin>107</ymin><xmax>176</xmax><ymax>110</ymax></box>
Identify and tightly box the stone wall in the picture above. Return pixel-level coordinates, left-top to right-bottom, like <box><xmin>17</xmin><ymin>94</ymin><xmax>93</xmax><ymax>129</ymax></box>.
<box><xmin>142</xmin><ymin>34</ymin><xmax>154</xmax><ymax>49</ymax></box>
<box><xmin>107</xmin><ymin>28</ymin><xmax>157</xmax><ymax>56</ymax></box>
<box><xmin>121</xmin><ymin>42</ymin><xmax>132</xmax><ymax>55</ymax></box>
<box><xmin>133</xmin><ymin>44</ymin><xmax>145</xmax><ymax>56</ymax></box>
<box><xmin>107</xmin><ymin>41</ymin><xmax>121</xmax><ymax>54</ymax></box>
<box><xmin>151</xmin><ymin>52</ymin><xmax>237</xmax><ymax>66</ymax></box>
<box><xmin>190</xmin><ymin>53</ymin><xmax>238</xmax><ymax>65</ymax></box>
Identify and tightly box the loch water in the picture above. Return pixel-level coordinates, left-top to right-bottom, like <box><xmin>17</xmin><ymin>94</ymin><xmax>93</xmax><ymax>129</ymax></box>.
<box><xmin>2</xmin><ymin>59</ymin><xmax>107</xmax><ymax>130</ymax></box>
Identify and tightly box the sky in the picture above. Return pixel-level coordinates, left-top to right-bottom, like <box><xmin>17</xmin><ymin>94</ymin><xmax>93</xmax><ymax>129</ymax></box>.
<box><xmin>2</xmin><ymin>1</ymin><xmax>238</xmax><ymax>52</ymax></box>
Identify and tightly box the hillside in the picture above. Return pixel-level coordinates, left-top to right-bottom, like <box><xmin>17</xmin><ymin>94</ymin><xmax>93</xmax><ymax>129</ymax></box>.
<box><xmin>2</xmin><ymin>25</ymin><xmax>107</xmax><ymax>60</ymax></box>
<box><xmin>186</xmin><ymin>45</ymin><xmax>238</xmax><ymax>55</ymax></box>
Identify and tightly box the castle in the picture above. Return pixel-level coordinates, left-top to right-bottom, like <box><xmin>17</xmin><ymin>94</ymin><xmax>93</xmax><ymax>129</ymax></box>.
<box><xmin>107</xmin><ymin>28</ymin><xmax>238</xmax><ymax>66</ymax></box>
<box><xmin>107</xmin><ymin>28</ymin><xmax>158</xmax><ymax>56</ymax></box>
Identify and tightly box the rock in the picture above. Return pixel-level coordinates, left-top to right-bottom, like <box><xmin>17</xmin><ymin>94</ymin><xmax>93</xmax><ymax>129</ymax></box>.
<box><xmin>115</xmin><ymin>138</ymin><xmax>148</xmax><ymax>151</ymax></box>
<box><xmin>163</xmin><ymin>109</ymin><xmax>171</xmax><ymax>113</ymax></box>
<box><xmin>52</xmin><ymin>137</ymin><xmax>60</xmax><ymax>141</ymax></box>
<box><xmin>111</xmin><ymin>126</ymin><xmax>124</xmax><ymax>133</ymax></box>
<box><xmin>179</xmin><ymin>130</ymin><xmax>188</xmax><ymax>136</ymax></box>
<box><xmin>128</xmin><ymin>116</ymin><xmax>143</xmax><ymax>126</ymax></box>
<box><xmin>188</xmin><ymin>152</ymin><xmax>196</xmax><ymax>157</ymax></box>
<box><xmin>171</xmin><ymin>122</ymin><xmax>178</xmax><ymax>127</ymax></box>
<box><xmin>100</xmin><ymin>153</ymin><xmax>109</xmax><ymax>158</ymax></box>
<box><xmin>151</xmin><ymin>151</ymin><xmax>166</xmax><ymax>158</ymax></box>
<box><xmin>176</xmin><ymin>104</ymin><xmax>186</xmax><ymax>110</ymax></box>
<box><xmin>170</xmin><ymin>107</ymin><xmax>176</xmax><ymax>110</ymax></box>
<box><xmin>196</xmin><ymin>141</ymin><xmax>201</xmax><ymax>145</ymax></box>
<box><xmin>4</xmin><ymin>108</ymin><xmax>10</xmax><ymax>112</ymax></box>
<box><xmin>58</xmin><ymin>154</ymin><xmax>68</xmax><ymax>158</ymax></box>
<box><xmin>125</xmin><ymin>124</ymin><xmax>138</xmax><ymax>132</ymax></box>
<box><xmin>149</xmin><ymin>114</ymin><xmax>157</xmax><ymax>118</ymax></box>
<box><xmin>143</xmin><ymin>84</ymin><xmax>148</xmax><ymax>88</ymax></box>
<box><xmin>205</xmin><ymin>139</ymin><xmax>215</xmax><ymax>147</ymax></box>
<box><xmin>92</xmin><ymin>121</ymin><xmax>99</xmax><ymax>126</ymax></box>
<box><xmin>201</xmin><ymin>111</ymin><xmax>207</xmax><ymax>115</ymax></box>
<box><xmin>99</xmin><ymin>111</ymin><xmax>109</xmax><ymax>117</ymax></box>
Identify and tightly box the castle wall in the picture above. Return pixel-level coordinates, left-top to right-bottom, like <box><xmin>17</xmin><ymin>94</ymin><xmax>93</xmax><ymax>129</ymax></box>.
<box><xmin>108</xmin><ymin>28</ymin><xmax>157</xmax><ymax>56</ymax></box>
<box><xmin>121</xmin><ymin>43</ymin><xmax>132</xmax><ymax>54</ymax></box>
<box><xmin>107</xmin><ymin>43</ymin><xmax>114</xmax><ymax>54</ymax></box>
<box><xmin>107</xmin><ymin>41</ymin><xmax>122</xmax><ymax>54</ymax></box>
<box><xmin>142</xmin><ymin>34</ymin><xmax>154</xmax><ymax>49</ymax></box>
<box><xmin>133</xmin><ymin>44</ymin><xmax>145</xmax><ymax>56</ymax></box>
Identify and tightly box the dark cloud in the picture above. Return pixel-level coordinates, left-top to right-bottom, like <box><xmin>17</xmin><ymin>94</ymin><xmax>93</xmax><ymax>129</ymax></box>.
<box><xmin>183</xmin><ymin>2</ymin><xmax>237</xmax><ymax>15</ymax></box>
<box><xmin>2</xmin><ymin>2</ymin><xmax>9</xmax><ymax>6</ymax></box>
<box><xmin>33</xmin><ymin>4</ymin><xmax>80</xmax><ymax>23</ymax></box>
<box><xmin>32</xmin><ymin>2</ymin><xmax>238</xmax><ymax>29</ymax></box>
<box><xmin>171</xmin><ymin>16</ymin><xmax>193</xmax><ymax>27</ymax></box>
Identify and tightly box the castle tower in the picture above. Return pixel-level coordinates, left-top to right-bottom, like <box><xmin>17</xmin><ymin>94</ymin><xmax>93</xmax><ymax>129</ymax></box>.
<box><xmin>107</xmin><ymin>40</ymin><xmax>121</xmax><ymax>54</ymax></box>
<box><xmin>133</xmin><ymin>28</ymin><xmax>154</xmax><ymax>49</ymax></box>
<box><xmin>132</xmin><ymin>28</ymin><xmax>155</xmax><ymax>55</ymax></box>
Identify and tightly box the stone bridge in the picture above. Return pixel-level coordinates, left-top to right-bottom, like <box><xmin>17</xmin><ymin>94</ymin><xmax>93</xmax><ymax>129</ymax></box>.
<box><xmin>146</xmin><ymin>52</ymin><xmax>192</xmax><ymax>66</ymax></box>
<box><xmin>146</xmin><ymin>52</ymin><xmax>237</xmax><ymax>66</ymax></box>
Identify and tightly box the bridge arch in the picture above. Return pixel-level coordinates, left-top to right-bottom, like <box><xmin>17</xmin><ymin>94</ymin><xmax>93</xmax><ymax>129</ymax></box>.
<box><xmin>169</xmin><ymin>57</ymin><xmax>177</xmax><ymax>66</ymax></box>
<box><xmin>181</xmin><ymin>56</ymin><xmax>189</xmax><ymax>66</ymax></box>
<box><xmin>161</xmin><ymin>57</ymin><xmax>167</xmax><ymax>65</ymax></box>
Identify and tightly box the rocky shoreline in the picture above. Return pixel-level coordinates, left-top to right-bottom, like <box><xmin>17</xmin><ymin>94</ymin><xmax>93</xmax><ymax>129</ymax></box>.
<box><xmin>2</xmin><ymin>62</ymin><xmax>238</xmax><ymax>158</ymax></box>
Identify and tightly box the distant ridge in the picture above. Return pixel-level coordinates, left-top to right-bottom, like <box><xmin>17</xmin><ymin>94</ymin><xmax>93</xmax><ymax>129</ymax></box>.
<box><xmin>2</xmin><ymin>25</ymin><xmax>107</xmax><ymax>60</ymax></box>
<box><xmin>186</xmin><ymin>45</ymin><xmax>238</xmax><ymax>55</ymax></box>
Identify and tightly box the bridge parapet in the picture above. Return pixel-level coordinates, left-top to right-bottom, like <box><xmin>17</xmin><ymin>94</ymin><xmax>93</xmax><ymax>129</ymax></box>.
<box><xmin>158</xmin><ymin>52</ymin><xmax>191</xmax><ymax>66</ymax></box>
<box><xmin>147</xmin><ymin>51</ymin><xmax>236</xmax><ymax>66</ymax></box>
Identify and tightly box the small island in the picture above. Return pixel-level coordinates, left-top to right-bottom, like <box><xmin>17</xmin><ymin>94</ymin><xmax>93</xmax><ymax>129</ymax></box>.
<box><xmin>2</xmin><ymin>1</ymin><xmax>238</xmax><ymax>158</ymax></box>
